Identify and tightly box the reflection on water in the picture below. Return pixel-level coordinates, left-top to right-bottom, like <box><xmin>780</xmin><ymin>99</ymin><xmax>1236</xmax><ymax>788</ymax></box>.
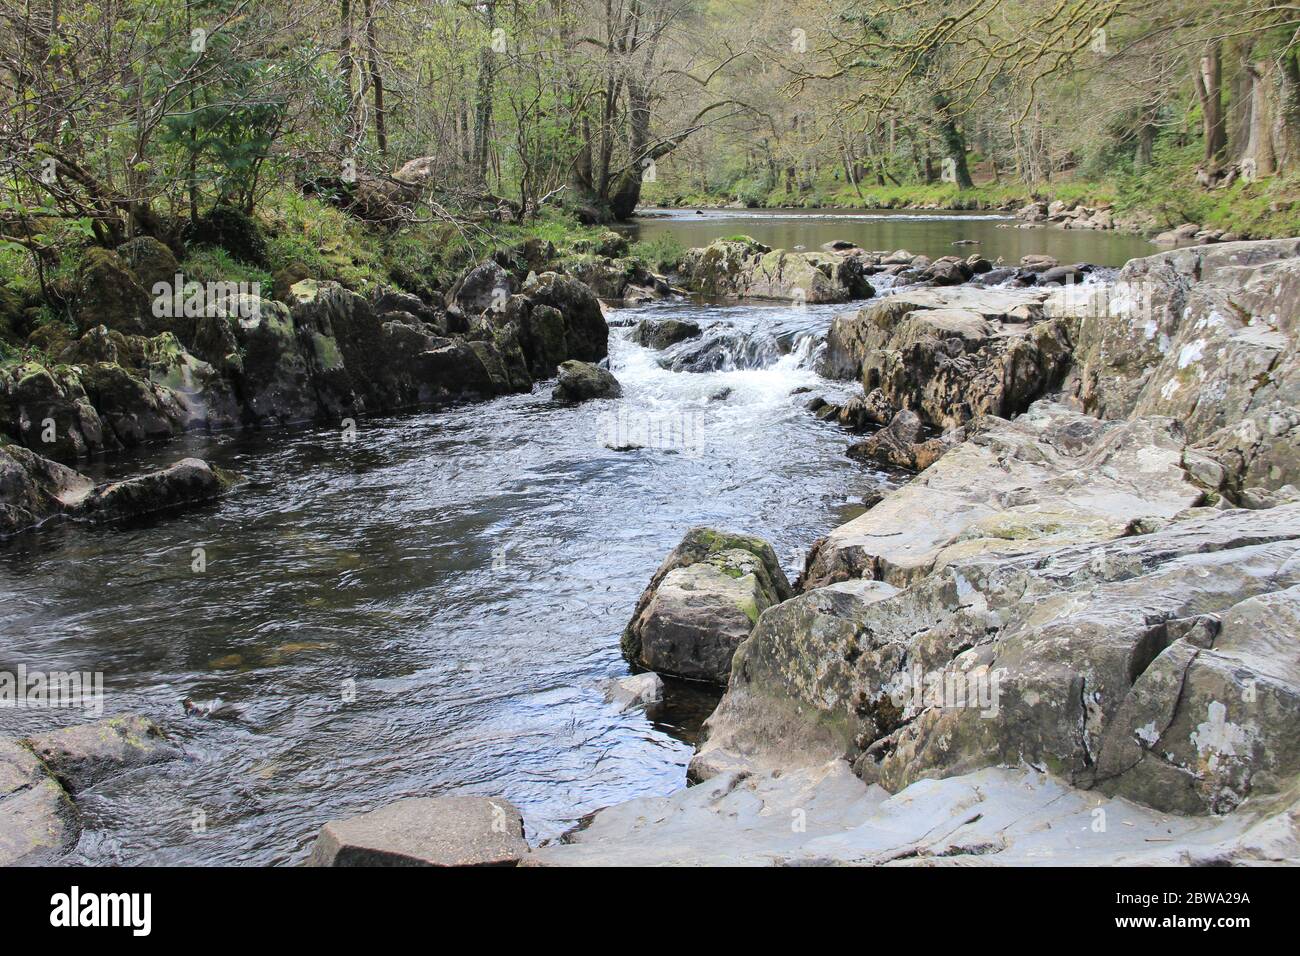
<box><xmin>0</xmin><ymin>295</ymin><xmax>888</xmax><ymax>864</ymax></box>
<box><xmin>624</xmin><ymin>207</ymin><xmax>1155</xmax><ymax>268</ymax></box>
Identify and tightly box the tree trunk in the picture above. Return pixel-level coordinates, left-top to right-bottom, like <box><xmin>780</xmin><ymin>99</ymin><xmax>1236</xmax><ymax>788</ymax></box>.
<box><xmin>1195</xmin><ymin>42</ymin><xmax>1227</xmax><ymax>164</ymax></box>
<box><xmin>364</xmin><ymin>0</ymin><xmax>386</xmax><ymax>154</ymax></box>
<box><xmin>473</xmin><ymin>2</ymin><xmax>496</xmax><ymax>185</ymax></box>
<box><xmin>932</xmin><ymin>93</ymin><xmax>974</xmax><ymax>188</ymax></box>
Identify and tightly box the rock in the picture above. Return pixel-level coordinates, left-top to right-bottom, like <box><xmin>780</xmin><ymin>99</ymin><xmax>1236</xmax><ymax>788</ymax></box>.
<box><xmin>822</xmin><ymin>286</ymin><xmax>1067</xmax><ymax>431</ymax></box>
<box><xmin>836</xmin><ymin>388</ymin><xmax>896</xmax><ymax>431</ymax></box>
<box><xmin>0</xmin><ymin>442</ymin><xmax>93</xmax><ymax>536</ymax></box>
<box><xmin>1019</xmin><ymin>254</ymin><xmax>1059</xmax><ymax>273</ymax></box>
<box><xmin>74</xmin><ymin>248</ymin><xmax>150</xmax><ymax>334</ymax></box>
<box><xmin>709</xmin><ymin>387</ymin><xmax>732</xmax><ymax>402</ymax></box>
<box><xmin>0</xmin><ymin>443</ymin><xmax>234</xmax><ymax>537</ymax></box>
<box><xmin>552</xmin><ymin>360</ymin><xmax>621</xmax><ymax>401</ymax></box>
<box><xmin>115</xmin><ymin>237</ymin><xmax>180</xmax><ymax>295</ymax></box>
<box><xmin>519</xmin><ymin>272</ymin><xmax>609</xmax><ymax>365</ymax></box>
<box><xmin>307</xmin><ymin>795</ymin><xmax>527</xmax><ymax>867</ymax></box>
<box><xmin>0</xmin><ymin>738</ymin><xmax>79</xmax><ymax>866</ymax></box>
<box><xmin>447</xmin><ymin>260</ymin><xmax>518</xmax><ymax>317</ymax></box>
<box><xmin>1049</xmin><ymin>238</ymin><xmax>1300</xmax><ymax>493</ymax></box>
<box><xmin>23</xmin><ymin>715</ymin><xmax>180</xmax><ymax>794</ymax></box>
<box><xmin>78</xmin><ymin>457</ymin><xmax>233</xmax><ymax>524</ymax></box>
<box><xmin>631</xmin><ymin>318</ymin><xmax>701</xmax><ymax>349</ymax></box>
<box><xmin>527</xmin><ymin>762</ymin><xmax>1300</xmax><ymax>866</ymax></box>
<box><xmin>622</xmin><ymin>527</ymin><xmax>793</xmax><ymax>683</ymax></box>
<box><xmin>845</xmin><ymin>409</ymin><xmax>961</xmax><ymax>471</ymax></box>
<box><xmin>680</xmin><ymin>238</ymin><xmax>873</xmax><ymax>303</ymax></box>
<box><xmin>182</xmin><ymin>204</ymin><xmax>268</xmax><ymax>266</ymax></box>
<box><xmin>701</xmin><ymin>496</ymin><xmax>1300</xmax><ymax>818</ymax></box>
<box><xmin>605</xmin><ymin>672</ymin><xmax>665</xmax><ymax>713</ymax></box>
<box><xmin>1038</xmin><ymin>264</ymin><xmax>1087</xmax><ymax>285</ymax></box>
<box><xmin>1153</xmin><ymin>222</ymin><xmax>1201</xmax><ymax>244</ymax></box>
<box><xmin>805</xmin><ymin>401</ymin><xmax>1204</xmax><ymax>589</ymax></box>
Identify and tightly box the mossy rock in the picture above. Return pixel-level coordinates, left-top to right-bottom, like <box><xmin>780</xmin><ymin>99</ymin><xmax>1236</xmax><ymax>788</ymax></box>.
<box><xmin>74</xmin><ymin>248</ymin><xmax>150</xmax><ymax>335</ymax></box>
<box><xmin>273</xmin><ymin>262</ymin><xmax>312</xmax><ymax>303</ymax></box>
<box><xmin>115</xmin><ymin>236</ymin><xmax>180</xmax><ymax>292</ymax></box>
<box><xmin>183</xmin><ymin>205</ymin><xmax>269</xmax><ymax>267</ymax></box>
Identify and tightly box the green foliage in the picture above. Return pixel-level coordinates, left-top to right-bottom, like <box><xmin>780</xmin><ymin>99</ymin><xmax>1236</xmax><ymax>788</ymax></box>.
<box><xmin>629</xmin><ymin>233</ymin><xmax>687</xmax><ymax>272</ymax></box>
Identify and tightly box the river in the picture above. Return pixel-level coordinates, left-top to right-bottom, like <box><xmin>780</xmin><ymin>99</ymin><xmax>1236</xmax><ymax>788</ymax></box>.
<box><xmin>0</xmin><ymin>209</ymin><xmax>1136</xmax><ymax>864</ymax></box>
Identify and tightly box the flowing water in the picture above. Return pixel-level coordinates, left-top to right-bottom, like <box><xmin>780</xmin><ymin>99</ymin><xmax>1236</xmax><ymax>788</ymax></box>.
<box><xmin>0</xmin><ymin>292</ymin><xmax>891</xmax><ymax>864</ymax></box>
<box><xmin>1</xmin><ymin>209</ymin><xmax>1121</xmax><ymax>865</ymax></box>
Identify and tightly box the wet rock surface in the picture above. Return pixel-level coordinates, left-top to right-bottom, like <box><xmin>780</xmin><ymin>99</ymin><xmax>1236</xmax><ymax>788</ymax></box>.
<box><xmin>681</xmin><ymin>237</ymin><xmax>873</xmax><ymax>303</ymax></box>
<box><xmin>307</xmin><ymin>795</ymin><xmax>527</xmax><ymax>867</ymax></box>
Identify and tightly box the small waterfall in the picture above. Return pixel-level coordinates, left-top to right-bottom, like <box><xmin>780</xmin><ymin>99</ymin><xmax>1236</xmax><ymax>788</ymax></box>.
<box><xmin>657</xmin><ymin>326</ymin><xmax>825</xmax><ymax>373</ymax></box>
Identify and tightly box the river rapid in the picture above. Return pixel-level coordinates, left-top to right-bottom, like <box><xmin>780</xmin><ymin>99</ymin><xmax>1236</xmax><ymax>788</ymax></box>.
<box><xmin>0</xmin><ymin>210</ymin><xmax>1139</xmax><ymax>864</ymax></box>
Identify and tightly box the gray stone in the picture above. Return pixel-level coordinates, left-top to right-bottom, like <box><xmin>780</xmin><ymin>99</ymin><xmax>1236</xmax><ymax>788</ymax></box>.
<box><xmin>24</xmin><ymin>715</ymin><xmax>181</xmax><ymax>793</ymax></box>
<box><xmin>307</xmin><ymin>795</ymin><xmax>527</xmax><ymax>867</ymax></box>
<box><xmin>605</xmin><ymin>672</ymin><xmax>665</xmax><ymax>713</ymax></box>
<box><xmin>552</xmin><ymin>360</ymin><xmax>621</xmax><ymax>401</ymax></box>
<box><xmin>0</xmin><ymin>739</ymin><xmax>79</xmax><ymax>866</ymax></box>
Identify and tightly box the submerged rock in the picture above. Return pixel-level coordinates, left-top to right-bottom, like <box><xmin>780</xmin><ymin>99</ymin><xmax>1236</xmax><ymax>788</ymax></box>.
<box><xmin>631</xmin><ymin>318</ymin><xmax>701</xmax><ymax>349</ymax></box>
<box><xmin>552</xmin><ymin>360</ymin><xmax>621</xmax><ymax>401</ymax></box>
<box><xmin>24</xmin><ymin>715</ymin><xmax>181</xmax><ymax>794</ymax></box>
<box><xmin>0</xmin><ymin>443</ymin><xmax>234</xmax><ymax>538</ymax></box>
<box><xmin>605</xmin><ymin>672</ymin><xmax>665</xmax><ymax>713</ymax></box>
<box><xmin>307</xmin><ymin>795</ymin><xmax>527</xmax><ymax>867</ymax></box>
<box><xmin>622</xmin><ymin>527</ymin><xmax>792</xmax><ymax>683</ymax></box>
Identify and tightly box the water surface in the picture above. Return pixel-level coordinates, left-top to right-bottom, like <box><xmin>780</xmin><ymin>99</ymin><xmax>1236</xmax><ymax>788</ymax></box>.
<box><xmin>625</xmin><ymin>207</ymin><xmax>1154</xmax><ymax>268</ymax></box>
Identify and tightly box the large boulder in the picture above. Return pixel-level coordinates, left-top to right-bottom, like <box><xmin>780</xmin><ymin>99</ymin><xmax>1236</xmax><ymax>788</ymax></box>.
<box><xmin>0</xmin><ymin>361</ymin><xmax>111</xmax><ymax>463</ymax></box>
<box><xmin>622</xmin><ymin>527</ymin><xmax>793</xmax><ymax>683</ymax></box>
<box><xmin>74</xmin><ymin>248</ymin><xmax>150</xmax><ymax>334</ymax></box>
<box><xmin>0</xmin><ymin>442</ymin><xmax>93</xmax><ymax>536</ymax></box>
<box><xmin>1049</xmin><ymin>238</ymin><xmax>1300</xmax><ymax>494</ymax></box>
<box><xmin>681</xmin><ymin>238</ymin><xmax>874</xmax><ymax>303</ymax></box>
<box><xmin>631</xmin><ymin>318</ymin><xmax>701</xmax><ymax>350</ymax></box>
<box><xmin>698</xmin><ymin>500</ymin><xmax>1300</xmax><ymax>817</ymax></box>
<box><xmin>77</xmin><ymin>457</ymin><xmax>233</xmax><ymax>524</ymax></box>
<box><xmin>446</xmin><ymin>260</ymin><xmax>518</xmax><ymax>318</ymax></box>
<box><xmin>307</xmin><ymin>796</ymin><xmax>527</xmax><ymax>867</ymax></box>
<box><xmin>822</xmin><ymin>286</ymin><xmax>1068</xmax><ymax>431</ymax></box>
<box><xmin>552</xmin><ymin>360</ymin><xmax>621</xmax><ymax>402</ymax></box>
<box><xmin>519</xmin><ymin>271</ymin><xmax>609</xmax><ymax>364</ymax></box>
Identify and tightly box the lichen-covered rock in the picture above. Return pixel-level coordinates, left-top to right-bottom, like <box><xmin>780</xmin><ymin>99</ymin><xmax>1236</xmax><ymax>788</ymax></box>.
<box><xmin>806</xmin><ymin>401</ymin><xmax>1203</xmax><ymax>589</ymax></box>
<box><xmin>552</xmin><ymin>360</ymin><xmax>621</xmax><ymax>402</ymax></box>
<box><xmin>823</xmin><ymin>286</ymin><xmax>1068</xmax><ymax>431</ymax></box>
<box><xmin>0</xmin><ymin>738</ymin><xmax>79</xmax><ymax>866</ymax></box>
<box><xmin>681</xmin><ymin>238</ymin><xmax>873</xmax><ymax>303</ymax></box>
<box><xmin>0</xmin><ymin>361</ymin><xmax>112</xmax><ymax>462</ymax></box>
<box><xmin>696</xmin><ymin>464</ymin><xmax>1300</xmax><ymax>817</ymax></box>
<box><xmin>446</xmin><ymin>259</ymin><xmax>519</xmax><ymax>318</ymax></box>
<box><xmin>622</xmin><ymin>527</ymin><xmax>793</xmax><ymax>683</ymax></box>
<box><xmin>23</xmin><ymin>715</ymin><xmax>181</xmax><ymax>794</ymax></box>
<box><xmin>307</xmin><ymin>795</ymin><xmax>527</xmax><ymax>867</ymax></box>
<box><xmin>1050</xmin><ymin>239</ymin><xmax>1300</xmax><ymax>492</ymax></box>
<box><xmin>519</xmin><ymin>271</ymin><xmax>609</xmax><ymax>365</ymax></box>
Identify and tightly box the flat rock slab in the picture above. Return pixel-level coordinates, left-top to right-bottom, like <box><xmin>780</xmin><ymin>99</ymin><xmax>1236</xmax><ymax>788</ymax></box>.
<box><xmin>308</xmin><ymin>796</ymin><xmax>528</xmax><ymax>867</ymax></box>
<box><xmin>0</xmin><ymin>739</ymin><xmax>79</xmax><ymax>866</ymax></box>
<box><xmin>529</xmin><ymin>763</ymin><xmax>1295</xmax><ymax>866</ymax></box>
<box><xmin>23</xmin><ymin>714</ymin><xmax>180</xmax><ymax>794</ymax></box>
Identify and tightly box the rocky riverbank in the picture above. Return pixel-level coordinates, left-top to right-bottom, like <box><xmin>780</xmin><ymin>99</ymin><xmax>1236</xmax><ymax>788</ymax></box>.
<box><xmin>0</xmin><ymin>236</ymin><xmax>659</xmax><ymax>538</ymax></box>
